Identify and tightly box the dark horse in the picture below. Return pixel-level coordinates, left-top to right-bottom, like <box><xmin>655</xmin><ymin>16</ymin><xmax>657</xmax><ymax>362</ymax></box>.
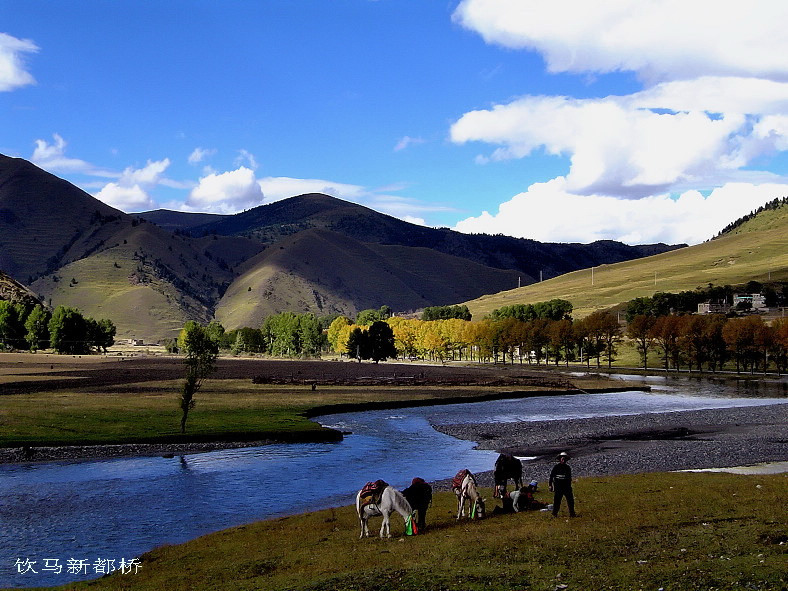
<box><xmin>493</xmin><ymin>453</ymin><xmax>523</xmax><ymax>497</ymax></box>
<box><xmin>402</xmin><ymin>477</ymin><xmax>432</xmax><ymax>532</ymax></box>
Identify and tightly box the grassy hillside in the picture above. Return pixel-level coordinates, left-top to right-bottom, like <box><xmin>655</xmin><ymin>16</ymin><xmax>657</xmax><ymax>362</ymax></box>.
<box><xmin>31</xmin><ymin>222</ymin><xmax>234</xmax><ymax>342</ymax></box>
<box><xmin>465</xmin><ymin>202</ymin><xmax>788</xmax><ymax>319</ymax></box>
<box><xmin>215</xmin><ymin>228</ymin><xmax>522</xmax><ymax>327</ymax></box>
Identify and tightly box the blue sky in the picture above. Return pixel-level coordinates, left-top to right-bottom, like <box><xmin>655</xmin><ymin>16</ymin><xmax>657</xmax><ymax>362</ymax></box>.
<box><xmin>2</xmin><ymin>0</ymin><xmax>788</xmax><ymax>245</ymax></box>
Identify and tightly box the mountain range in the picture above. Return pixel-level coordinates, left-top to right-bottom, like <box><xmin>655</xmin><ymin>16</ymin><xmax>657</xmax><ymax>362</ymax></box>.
<box><xmin>0</xmin><ymin>154</ymin><xmax>682</xmax><ymax>341</ymax></box>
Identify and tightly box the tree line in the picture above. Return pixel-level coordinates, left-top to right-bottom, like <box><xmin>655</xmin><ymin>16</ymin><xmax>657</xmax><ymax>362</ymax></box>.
<box><xmin>626</xmin><ymin>281</ymin><xmax>787</xmax><ymax>319</ymax></box>
<box><xmin>170</xmin><ymin>294</ymin><xmax>788</xmax><ymax>374</ymax></box>
<box><xmin>627</xmin><ymin>313</ymin><xmax>788</xmax><ymax>374</ymax></box>
<box><xmin>0</xmin><ymin>301</ymin><xmax>116</xmax><ymax>354</ymax></box>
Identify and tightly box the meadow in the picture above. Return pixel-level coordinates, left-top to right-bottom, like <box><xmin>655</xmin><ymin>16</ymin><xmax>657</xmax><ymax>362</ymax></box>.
<box><xmin>0</xmin><ymin>353</ymin><xmax>626</xmax><ymax>450</ymax></box>
<box><xmin>50</xmin><ymin>472</ymin><xmax>787</xmax><ymax>591</ymax></box>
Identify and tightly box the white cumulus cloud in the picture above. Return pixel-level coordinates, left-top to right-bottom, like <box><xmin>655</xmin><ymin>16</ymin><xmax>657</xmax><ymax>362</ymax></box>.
<box><xmin>0</xmin><ymin>32</ymin><xmax>38</xmax><ymax>92</ymax></box>
<box><xmin>187</xmin><ymin>167</ymin><xmax>264</xmax><ymax>214</ymax></box>
<box><xmin>454</xmin><ymin>178</ymin><xmax>788</xmax><ymax>245</ymax></box>
<box><xmin>452</xmin><ymin>0</ymin><xmax>788</xmax><ymax>83</ymax></box>
<box><xmin>451</xmin><ymin>80</ymin><xmax>788</xmax><ymax>198</ymax></box>
<box><xmin>94</xmin><ymin>159</ymin><xmax>171</xmax><ymax>212</ymax></box>
<box><xmin>95</xmin><ymin>183</ymin><xmax>155</xmax><ymax>212</ymax></box>
<box><xmin>448</xmin><ymin>0</ymin><xmax>788</xmax><ymax>243</ymax></box>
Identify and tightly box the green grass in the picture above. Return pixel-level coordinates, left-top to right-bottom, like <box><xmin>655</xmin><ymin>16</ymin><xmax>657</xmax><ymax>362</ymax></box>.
<box><xmin>46</xmin><ymin>472</ymin><xmax>787</xmax><ymax>591</ymax></box>
<box><xmin>0</xmin><ymin>370</ymin><xmax>627</xmax><ymax>448</ymax></box>
<box><xmin>0</xmin><ymin>380</ymin><xmax>342</xmax><ymax>447</ymax></box>
<box><xmin>465</xmin><ymin>204</ymin><xmax>788</xmax><ymax>320</ymax></box>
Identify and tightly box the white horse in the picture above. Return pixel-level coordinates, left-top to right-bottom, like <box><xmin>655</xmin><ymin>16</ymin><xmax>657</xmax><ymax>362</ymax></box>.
<box><xmin>356</xmin><ymin>485</ymin><xmax>415</xmax><ymax>538</ymax></box>
<box><xmin>454</xmin><ymin>471</ymin><xmax>486</xmax><ymax>520</ymax></box>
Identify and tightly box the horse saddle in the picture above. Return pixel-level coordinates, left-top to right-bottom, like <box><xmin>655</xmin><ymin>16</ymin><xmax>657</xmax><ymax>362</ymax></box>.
<box><xmin>360</xmin><ymin>479</ymin><xmax>388</xmax><ymax>508</ymax></box>
<box><xmin>452</xmin><ymin>469</ymin><xmax>471</xmax><ymax>491</ymax></box>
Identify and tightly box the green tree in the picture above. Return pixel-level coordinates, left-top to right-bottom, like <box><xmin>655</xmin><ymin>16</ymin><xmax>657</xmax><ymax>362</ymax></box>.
<box><xmin>533</xmin><ymin>299</ymin><xmax>573</xmax><ymax>321</ymax></box>
<box><xmin>627</xmin><ymin>314</ymin><xmax>656</xmax><ymax>370</ymax></box>
<box><xmin>231</xmin><ymin>327</ymin><xmax>264</xmax><ymax>355</ymax></box>
<box><xmin>262</xmin><ymin>312</ymin><xmax>300</xmax><ymax>356</ymax></box>
<box><xmin>297</xmin><ymin>313</ymin><xmax>322</xmax><ymax>357</ymax></box>
<box><xmin>24</xmin><ymin>305</ymin><xmax>51</xmax><ymax>351</ymax></box>
<box><xmin>0</xmin><ymin>301</ymin><xmax>26</xmax><ymax>350</ymax></box>
<box><xmin>422</xmin><ymin>305</ymin><xmax>472</xmax><ymax>321</ymax></box>
<box><xmin>206</xmin><ymin>321</ymin><xmax>226</xmax><ymax>348</ymax></box>
<box><xmin>346</xmin><ymin>326</ymin><xmax>370</xmax><ymax>362</ymax></box>
<box><xmin>355</xmin><ymin>309</ymin><xmax>382</xmax><ymax>326</ymax></box>
<box><xmin>48</xmin><ymin>306</ymin><xmax>89</xmax><ymax>354</ymax></box>
<box><xmin>367</xmin><ymin>320</ymin><xmax>397</xmax><ymax>363</ymax></box>
<box><xmin>84</xmin><ymin>317</ymin><xmax>115</xmax><ymax>352</ymax></box>
<box><xmin>178</xmin><ymin>322</ymin><xmax>219</xmax><ymax>433</ymax></box>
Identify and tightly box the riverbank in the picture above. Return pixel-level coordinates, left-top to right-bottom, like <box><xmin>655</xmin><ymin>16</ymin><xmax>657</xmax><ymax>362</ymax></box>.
<box><xmin>433</xmin><ymin>402</ymin><xmax>788</xmax><ymax>489</ymax></box>
<box><xmin>0</xmin><ymin>353</ymin><xmax>643</xmax><ymax>463</ymax></box>
<box><xmin>55</xmin><ymin>472</ymin><xmax>787</xmax><ymax>591</ymax></box>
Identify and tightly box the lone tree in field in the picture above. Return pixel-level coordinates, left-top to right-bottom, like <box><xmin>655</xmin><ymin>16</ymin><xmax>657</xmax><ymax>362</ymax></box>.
<box><xmin>178</xmin><ymin>321</ymin><xmax>219</xmax><ymax>433</ymax></box>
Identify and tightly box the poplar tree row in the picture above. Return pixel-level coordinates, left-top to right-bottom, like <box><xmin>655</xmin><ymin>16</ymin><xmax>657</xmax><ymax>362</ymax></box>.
<box><xmin>627</xmin><ymin>313</ymin><xmax>788</xmax><ymax>374</ymax></box>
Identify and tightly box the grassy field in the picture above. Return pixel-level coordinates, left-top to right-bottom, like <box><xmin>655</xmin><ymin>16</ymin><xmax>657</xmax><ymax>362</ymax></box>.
<box><xmin>47</xmin><ymin>472</ymin><xmax>787</xmax><ymax>591</ymax></box>
<box><xmin>0</xmin><ymin>354</ymin><xmax>627</xmax><ymax>449</ymax></box>
<box><xmin>465</xmin><ymin>204</ymin><xmax>788</xmax><ymax>320</ymax></box>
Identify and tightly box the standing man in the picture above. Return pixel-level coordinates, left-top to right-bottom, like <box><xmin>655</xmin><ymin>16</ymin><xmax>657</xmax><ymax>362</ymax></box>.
<box><xmin>549</xmin><ymin>451</ymin><xmax>576</xmax><ymax>517</ymax></box>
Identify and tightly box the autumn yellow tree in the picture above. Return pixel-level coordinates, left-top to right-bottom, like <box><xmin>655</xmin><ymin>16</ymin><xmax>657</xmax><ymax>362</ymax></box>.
<box><xmin>327</xmin><ymin>316</ymin><xmax>352</xmax><ymax>354</ymax></box>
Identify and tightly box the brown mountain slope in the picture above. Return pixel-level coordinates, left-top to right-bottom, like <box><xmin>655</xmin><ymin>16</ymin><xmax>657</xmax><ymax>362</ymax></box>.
<box><xmin>191</xmin><ymin>193</ymin><xmax>684</xmax><ymax>282</ymax></box>
<box><xmin>0</xmin><ymin>154</ymin><xmax>125</xmax><ymax>282</ymax></box>
<box><xmin>0</xmin><ymin>156</ymin><xmax>686</xmax><ymax>341</ymax></box>
<box><xmin>140</xmin><ymin>209</ymin><xmax>228</xmax><ymax>232</ymax></box>
<box><xmin>215</xmin><ymin>228</ymin><xmax>522</xmax><ymax>327</ymax></box>
<box><xmin>0</xmin><ymin>269</ymin><xmax>41</xmax><ymax>308</ymax></box>
<box><xmin>31</xmin><ymin>221</ymin><xmax>235</xmax><ymax>342</ymax></box>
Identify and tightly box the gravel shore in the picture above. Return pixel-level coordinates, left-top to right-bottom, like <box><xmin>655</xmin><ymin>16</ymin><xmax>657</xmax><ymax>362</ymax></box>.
<box><xmin>432</xmin><ymin>403</ymin><xmax>788</xmax><ymax>489</ymax></box>
<box><xmin>2</xmin><ymin>401</ymin><xmax>786</xmax><ymax>482</ymax></box>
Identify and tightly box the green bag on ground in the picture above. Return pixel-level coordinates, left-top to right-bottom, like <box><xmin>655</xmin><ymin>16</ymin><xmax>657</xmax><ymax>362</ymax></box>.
<box><xmin>405</xmin><ymin>514</ymin><xmax>419</xmax><ymax>535</ymax></box>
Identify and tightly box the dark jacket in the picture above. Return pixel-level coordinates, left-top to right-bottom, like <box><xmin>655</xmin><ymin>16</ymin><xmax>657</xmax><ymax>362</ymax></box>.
<box><xmin>549</xmin><ymin>462</ymin><xmax>572</xmax><ymax>489</ymax></box>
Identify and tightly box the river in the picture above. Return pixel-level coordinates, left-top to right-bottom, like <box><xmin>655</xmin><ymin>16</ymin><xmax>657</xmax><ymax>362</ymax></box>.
<box><xmin>2</xmin><ymin>374</ymin><xmax>786</xmax><ymax>588</ymax></box>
